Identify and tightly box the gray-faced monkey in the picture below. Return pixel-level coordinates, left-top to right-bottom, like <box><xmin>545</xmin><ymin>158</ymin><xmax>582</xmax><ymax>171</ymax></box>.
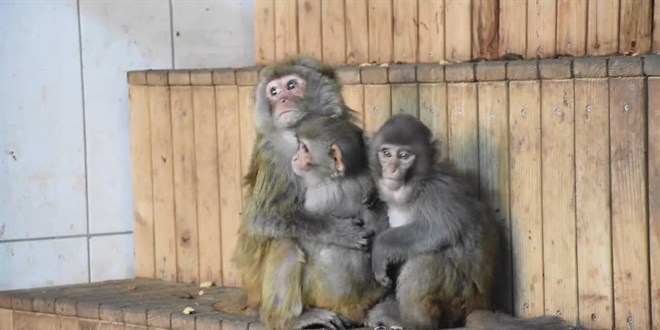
<box><xmin>367</xmin><ymin>114</ymin><xmax>567</xmax><ymax>330</ymax></box>
<box><xmin>223</xmin><ymin>57</ymin><xmax>373</xmax><ymax>330</ymax></box>
<box><xmin>290</xmin><ymin>116</ymin><xmax>390</xmax><ymax>328</ymax></box>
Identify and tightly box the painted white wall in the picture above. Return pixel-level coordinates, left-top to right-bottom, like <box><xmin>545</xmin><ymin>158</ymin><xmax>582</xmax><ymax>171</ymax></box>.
<box><xmin>0</xmin><ymin>0</ymin><xmax>255</xmax><ymax>290</ymax></box>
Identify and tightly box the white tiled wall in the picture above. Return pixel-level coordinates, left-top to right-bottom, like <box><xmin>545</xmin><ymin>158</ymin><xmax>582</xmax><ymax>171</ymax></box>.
<box><xmin>0</xmin><ymin>0</ymin><xmax>255</xmax><ymax>290</ymax></box>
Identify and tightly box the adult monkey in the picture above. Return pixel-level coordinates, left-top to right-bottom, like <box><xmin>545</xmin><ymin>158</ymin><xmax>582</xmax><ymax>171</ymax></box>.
<box><xmin>367</xmin><ymin>114</ymin><xmax>567</xmax><ymax>330</ymax></box>
<box><xmin>227</xmin><ymin>57</ymin><xmax>373</xmax><ymax>329</ymax></box>
<box><xmin>290</xmin><ymin>116</ymin><xmax>389</xmax><ymax>327</ymax></box>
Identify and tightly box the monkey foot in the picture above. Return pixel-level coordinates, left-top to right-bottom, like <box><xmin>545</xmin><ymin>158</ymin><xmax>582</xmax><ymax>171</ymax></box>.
<box><xmin>295</xmin><ymin>308</ymin><xmax>351</xmax><ymax>330</ymax></box>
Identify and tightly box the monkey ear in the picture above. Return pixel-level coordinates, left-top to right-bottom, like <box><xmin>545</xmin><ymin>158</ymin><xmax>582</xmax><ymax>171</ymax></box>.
<box><xmin>330</xmin><ymin>144</ymin><xmax>346</xmax><ymax>174</ymax></box>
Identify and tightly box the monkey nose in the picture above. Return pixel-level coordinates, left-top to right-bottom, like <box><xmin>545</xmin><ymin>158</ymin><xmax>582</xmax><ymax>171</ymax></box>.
<box><xmin>280</xmin><ymin>98</ymin><xmax>287</xmax><ymax>103</ymax></box>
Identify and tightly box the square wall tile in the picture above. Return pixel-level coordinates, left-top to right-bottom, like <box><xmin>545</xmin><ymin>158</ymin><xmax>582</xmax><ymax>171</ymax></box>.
<box><xmin>0</xmin><ymin>238</ymin><xmax>88</xmax><ymax>290</ymax></box>
<box><xmin>89</xmin><ymin>234</ymin><xmax>135</xmax><ymax>282</ymax></box>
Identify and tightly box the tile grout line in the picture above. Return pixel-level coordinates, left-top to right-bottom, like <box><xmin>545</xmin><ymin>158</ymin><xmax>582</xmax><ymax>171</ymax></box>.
<box><xmin>0</xmin><ymin>231</ymin><xmax>134</xmax><ymax>244</ymax></box>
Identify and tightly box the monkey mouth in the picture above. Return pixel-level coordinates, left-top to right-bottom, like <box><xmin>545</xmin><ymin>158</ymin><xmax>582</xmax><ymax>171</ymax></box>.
<box><xmin>382</xmin><ymin>177</ymin><xmax>403</xmax><ymax>190</ymax></box>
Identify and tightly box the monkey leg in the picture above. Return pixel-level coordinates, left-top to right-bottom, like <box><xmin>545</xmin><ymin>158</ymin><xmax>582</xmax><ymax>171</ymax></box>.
<box><xmin>295</xmin><ymin>308</ymin><xmax>352</xmax><ymax>330</ymax></box>
<box><xmin>260</xmin><ymin>238</ymin><xmax>306</xmax><ymax>330</ymax></box>
<box><xmin>396</xmin><ymin>253</ymin><xmax>488</xmax><ymax>329</ymax></box>
<box><xmin>366</xmin><ymin>296</ymin><xmax>406</xmax><ymax>329</ymax></box>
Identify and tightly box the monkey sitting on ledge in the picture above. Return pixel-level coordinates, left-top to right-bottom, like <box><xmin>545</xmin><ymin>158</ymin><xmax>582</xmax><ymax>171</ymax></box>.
<box><xmin>367</xmin><ymin>114</ymin><xmax>568</xmax><ymax>330</ymax></box>
<box><xmin>290</xmin><ymin>116</ymin><xmax>389</xmax><ymax>329</ymax></box>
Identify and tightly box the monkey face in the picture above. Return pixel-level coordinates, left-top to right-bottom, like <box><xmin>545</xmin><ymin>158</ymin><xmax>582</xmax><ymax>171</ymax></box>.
<box><xmin>377</xmin><ymin>144</ymin><xmax>416</xmax><ymax>191</ymax></box>
<box><xmin>265</xmin><ymin>74</ymin><xmax>307</xmax><ymax>128</ymax></box>
<box><xmin>291</xmin><ymin>140</ymin><xmax>314</xmax><ymax>177</ymax></box>
<box><xmin>291</xmin><ymin>137</ymin><xmax>347</xmax><ymax>186</ymax></box>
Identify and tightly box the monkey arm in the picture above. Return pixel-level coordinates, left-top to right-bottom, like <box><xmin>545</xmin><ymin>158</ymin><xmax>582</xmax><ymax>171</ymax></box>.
<box><xmin>251</xmin><ymin>210</ymin><xmax>372</xmax><ymax>250</ymax></box>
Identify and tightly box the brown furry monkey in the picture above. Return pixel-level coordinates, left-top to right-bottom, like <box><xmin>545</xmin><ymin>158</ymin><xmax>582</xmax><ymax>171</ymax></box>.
<box><xmin>289</xmin><ymin>116</ymin><xmax>390</xmax><ymax>327</ymax></box>
<box><xmin>227</xmin><ymin>57</ymin><xmax>373</xmax><ymax>330</ymax></box>
<box><xmin>367</xmin><ymin>114</ymin><xmax>567</xmax><ymax>330</ymax></box>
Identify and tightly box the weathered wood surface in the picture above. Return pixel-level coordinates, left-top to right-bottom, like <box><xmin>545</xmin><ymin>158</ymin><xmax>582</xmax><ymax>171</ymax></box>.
<box><xmin>126</xmin><ymin>55</ymin><xmax>659</xmax><ymax>328</ymax></box>
<box><xmin>254</xmin><ymin>0</ymin><xmax>660</xmax><ymax>65</ymax></box>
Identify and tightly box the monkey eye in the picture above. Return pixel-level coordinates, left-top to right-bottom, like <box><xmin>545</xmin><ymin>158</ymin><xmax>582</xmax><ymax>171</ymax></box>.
<box><xmin>381</xmin><ymin>148</ymin><xmax>392</xmax><ymax>158</ymax></box>
<box><xmin>299</xmin><ymin>142</ymin><xmax>309</xmax><ymax>153</ymax></box>
<box><xmin>269</xmin><ymin>86</ymin><xmax>280</xmax><ymax>96</ymax></box>
<box><xmin>286</xmin><ymin>79</ymin><xmax>297</xmax><ymax>90</ymax></box>
<box><xmin>399</xmin><ymin>152</ymin><xmax>410</xmax><ymax>160</ymax></box>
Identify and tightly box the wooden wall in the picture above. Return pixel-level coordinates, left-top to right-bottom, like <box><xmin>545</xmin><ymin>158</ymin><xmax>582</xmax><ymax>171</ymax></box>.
<box><xmin>128</xmin><ymin>55</ymin><xmax>660</xmax><ymax>329</ymax></box>
<box><xmin>255</xmin><ymin>0</ymin><xmax>660</xmax><ymax>66</ymax></box>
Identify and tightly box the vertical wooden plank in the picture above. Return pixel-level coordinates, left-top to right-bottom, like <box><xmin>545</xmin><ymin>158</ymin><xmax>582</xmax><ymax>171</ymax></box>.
<box><xmin>342</xmin><ymin>84</ymin><xmax>366</xmax><ymax>128</ymax></box>
<box><xmin>0</xmin><ymin>309</ymin><xmax>12</xmax><ymax>330</ymax></box>
<box><xmin>648</xmin><ymin>77</ymin><xmax>660</xmax><ymax>330</ymax></box>
<box><xmin>129</xmin><ymin>85</ymin><xmax>155</xmax><ymax>279</ymax></box>
<box><xmin>255</xmin><ymin>0</ymin><xmax>275</xmax><ymax>65</ymax></box>
<box><xmin>297</xmin><ymin>0</ymin><xmax>322</xmax><ymax>59</ymax></box>
<box><xmin>556</xmin><ymin>0</ymin><xmax>587</xmax><ymax>56</ymax></box>
<box><xmin>368</xmin><ymin>0</ymin><xmax>393</xmax><ymax>63</ymax></box>
<box><xmin>363</xmin><ymin>85</ymin><xmax>392</xmax><ymax>133</ymax></box>
<box><xmin>345</xmin><ymin>0</ymin><xmax>369</xmax><ymax>65</ymax></box>
<box><xmin>654</xmin><ymin>1</ymin><xmax>660</xmax><ymax>52</ymax></box>
<box><xmin>392</xmin><ymin>0</ymin><xmax>417</xmax><ymax>63</ymax></box>
<box><xmin>170</xmin><ymin>86</ymin><xmax>199</xmax><ymax>284</ymax></box>
<box><xmin>274</xmin><ymin>0</ymin><xmax>298</xmax><ymax>61</ymax></box>
<box><xmin>610</xmin><ymin>77</ymin><xmax>650</xmax><ymax>330</ymax></box>
<box><xmin>238</xmin><ymin>86</ymin><xmax>257</xmax><ymax>200</ymax></box>
<box><xmin>391</xmin><ymin>84</ymin><xmax>419</xmax><ymax>118</ymax></box>
<box><xmin>574</xmin><ymin>79</ymin><xmax>613</xmax><ymax>329</ymax></box>
<box><xmin>446</xmin><ymin>83</ymin><xmax>478</xmax><ymax>189</ymax></box>
<box><xmin>149</xmin><ymin>85</ymin><xmax>177</xmax><ymax>282</ymax></box>
<box><xmin>586</xmin><ymin>0</ymin><xmax>620</xmax><ymax>56</ymax></box>
<box><xmin>541</xmin><ymin>79</ymin><xmax>577</xmax><ymax>321</ymax></box>
<box><xmin>13</xmin><ymin>311</ymin><xmax>57</xmax><ymax>330</ymax></box>
<box><xmin>321</xmin><ymin>0</ymin><xmax>346</xmax><ymax>65</ymax></box>
<box><xmin>499</xmin><ymin>0</ymin><xmax>526</xmax><ymax>57</ymax></box>
<box><xmin>418</xmin><ymin>0</ymin><xmax>445</xmax><ymax>63</ymax></box>
<box><xmin>527</xmin><ymin>0</ymin><xmax>557</xmax><ymax>59</ymax></box>
<box><xmin>216</xmin><ymin>86</ymin><xmax>243</xmax><ymax>287</ymax></box>
<box><xmin>418</xmin><ymin>83</ymin><xmax>448</xmax><ymax>162</ymax></box>
<box><xmin>444</xmin><ymin>0</ymin><xmax>471</xmax><ymax>62</ymax></box>
<box><xmin>472</xmin><ymin>0</ymin><xmax>499</xmax><ymax>60</ymax></box>
<box><xmin>509</xmin><ymin>80</ymin><xmax>544</xmax><ymax>318</ymax></box>
<box><xmin>477</xmin><ymin>82</ymin><xmax>511</xmax><ymax>312</ymax></box>
<box><xmin>192</xmin><ymin>86</ymin><xmax>222</xmax><ymax>285</ymax></box>
<box><xmin>619</xmin><ymin>0</ymin><xmax>653</xmax><ymax>54</ymax></box>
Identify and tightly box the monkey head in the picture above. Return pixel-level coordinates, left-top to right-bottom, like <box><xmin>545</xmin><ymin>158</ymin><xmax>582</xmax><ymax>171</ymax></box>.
<box><xmin>370</xmin><ymin>114</ymin><xmax>437</xmax><ymax>192</ymax></box>
<box><xmin>292</xmin><ymin>117</ymin><xmax>367</xmax><ymax>185</ymax></box>
<box><xmin>254</xmin><ymin>57</ymin><xmax>348</xmax><ymax>131</ymax></box>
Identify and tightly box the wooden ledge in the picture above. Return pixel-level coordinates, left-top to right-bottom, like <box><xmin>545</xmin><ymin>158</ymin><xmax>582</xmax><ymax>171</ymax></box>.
<box><xmin>126</xmin><ymin>55</ymin><xmax>660</xmax><ymax>86</ymax></box>
<box><xmin>0</xmin><ymin>279</ymin><xmax>260</xmax><ymax>330</ymax></box>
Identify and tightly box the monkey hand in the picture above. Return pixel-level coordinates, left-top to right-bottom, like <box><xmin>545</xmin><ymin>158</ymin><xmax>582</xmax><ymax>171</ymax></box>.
<box><xmin>326</xmin><ymin>216</ymin><xmax>374</xmax><ymax>250</ymax></box>
<box><xmin>371</xmin><ymin>234</ymin><xmax>402</xmax><ymax>287</ymax></box>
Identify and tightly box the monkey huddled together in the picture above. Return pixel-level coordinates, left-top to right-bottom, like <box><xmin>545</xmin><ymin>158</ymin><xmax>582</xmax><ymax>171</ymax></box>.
<box><xmin>216</xmin><ymin>57</ymin><xmax>568</xmax><ymax>330</ymax></box>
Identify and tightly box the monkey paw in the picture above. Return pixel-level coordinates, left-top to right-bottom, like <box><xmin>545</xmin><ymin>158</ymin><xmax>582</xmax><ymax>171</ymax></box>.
<box><xmin>295</xmin><ymin>308</ymin><xmax>349</xmax><ymax>330</ymax></box>
<box><xmin>331</xmin><ymin>217</ymin><xmax>374</xmax><ymax>250</ymax></box>
<box><xmin>374</xmin><ymin>270</ymin><xmax>393</xmax><ymax>288</ymax></box>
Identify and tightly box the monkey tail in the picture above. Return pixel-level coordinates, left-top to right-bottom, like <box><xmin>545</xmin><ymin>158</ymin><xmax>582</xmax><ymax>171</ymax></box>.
<box><xmin>465</xmin><ymin>310</ymin><xmax>569</xmax><ymax>330</ymax></box>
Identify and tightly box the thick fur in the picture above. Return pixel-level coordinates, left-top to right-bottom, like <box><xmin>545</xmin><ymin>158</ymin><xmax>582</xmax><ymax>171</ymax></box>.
<box><xmin>296</xmin><ymin>117</ymin><xmax>390</xmax><ymax>324</ymax></box>
<box><xmin>367</xmin><ymin>115</ymin><xmax>567</xmax><ymax>330</ymax></box>
<box><xmin>228</xmin><ymin>57</ymin><xmax>368</xmax><ymax>330</ymax></box>
<box><xmin>367</xmin><ymin>115</ymin><xmax>499</xmax><ymax>329</ymax></box>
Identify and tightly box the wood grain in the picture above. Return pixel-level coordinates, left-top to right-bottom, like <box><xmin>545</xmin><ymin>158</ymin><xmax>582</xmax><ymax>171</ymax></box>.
<box><xmin>149</xmin><ymin>85</ymin><xmax>177</xmax><ymax>281</ymax></box>
<box><xmin>129</xmin><ymin>85</ymin><xmax>155</xmax><ymax>279</ymax></box>
<box><xmin>342</xmin><ymin>84</ymin><xmax>366</xmax><ymax>128</ymax></box>
<box><xmin>556</xmin><ymin>0</ymin><xmax>587</xmax><ymax>56</ymax></box>
<box><xmin>509</xmin><ymin>80</ymin><xmax>544</xmax><ymax>318</ymax></box>
<box><xmin>255</xmin><ymin>0</ymin><xmax>275</xmax><ymax>65</ymax></box>
<box><xmin>392</xmin><ymin>0</ymin><xmax>418</xmax><ymax>63</ymax></box>
<box><xmin>499</xmin><ymin>0</ymin><xmax>526</xmax><ymax>57</ymax></box>
<box><xmin>391</xmin><ymin>84</ymin><xmax>419</xmax><ymax>118</ymax></box>
<box><xmin>418</xmin><ymin>0</ymin><xmax>445</xmax><ymax>63</ymax></box>
<box><xmin>619</xmin><ymin>0</ymin><xmax>653</xmax><ymax>54</ymax></box>
<box><xmin>363</xmin><ymin>85</ymin><xmax>392</xmax><ymax>134</ymax></box>
<box><xmin>445</xmin><ymin>0</ymin><xmax>472</xmax><ymax>62</ymax></box>
<box><xmin>193</xmin><ymin>86</ymin><xmax>222</xmax><ymax>285</ymax></box>
<box><xmin>170</xmin><ymin>86</ymin><xmax>199</xmax><ymax>284</ymax></box>
<box><xmin>541</xmin><ymin>79</ymin><xmax>577</xmax><ymax>321</ymax></box>
<box><xmin>472</xmin><ymin>0</ymin><xmax>499</xmax><ymax>60</ymax></box>
<box><xmin>609</xmin><ymin>77</ymin><xmax>650</xmax><ymax>330</ymax></box>
<box><xmin>648</xmin><ymin>77</ymin><xmax>660</xmax><ymax>330</ymax></box>
<box><xmin>418</xmin><ymin>83</ymin><xmax>448</xmax><ymax>161</ymax></box>
<box><xmin>368</xmin><ymin>0</ymin><xmax>393</xmax><ymax>63</ymax></box>
<box><xmin>574</xmin><ymin>78</ymin><xmax>613</xmax><ymax>329</ymax></box>
<box><xmin>274</xmin><ymin>0</ymin><xmax>298</xmax><ymax>60</ymax></box>
<box><xmin>322</xmin><ymin>0</ymin><xmax>346</xmax><ymax>65</ymax></box>
<box><xmin>587</xmin><ymin>0</ymin><xmax>620</xmax><ymax>56</ymax></box>
<box><xmin>526</xmin><ymin>0</ymin><xmax>557</xmax><ymax>59</ymax></box>
<box><xmin>477</xmin><ymin>81</ymin><xmax>511</xmax><ymax>312</ymax></box>
<box><xmin>345</xmin><ymin>0</ymin><xmax>369</xmax><ymax>65</ymax></box>
<box><xmin>447</xmin><ymin>83</ymin><xmax>478</xmax><ymax>190</ymax></box>
<box><xmin>297</xmin><ymin>0</ymin><xmax>322</xmax><ymax>59</ymax></box>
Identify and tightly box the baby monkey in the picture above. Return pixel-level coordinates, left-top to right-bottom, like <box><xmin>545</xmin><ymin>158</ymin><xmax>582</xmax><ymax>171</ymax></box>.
<box><xmin>368</xmin><ymin>114</ymin><xmax>567</xmax><ymax>330</ymax></box>
<box><xmin>290</xmin><ymin>116</ymin><xmax>389</xmax><ymax>328</ymax></box>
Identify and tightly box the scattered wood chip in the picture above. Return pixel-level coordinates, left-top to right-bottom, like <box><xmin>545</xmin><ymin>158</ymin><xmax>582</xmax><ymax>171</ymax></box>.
<box><xmin>127</xmin><ymin>283</ymin><xmax>137</xmax><ymax>291</ymax></box>
<box><xmin>199</xmin><ymin>281</ymin><xmax>214</xmax><ymax>288</ymax></box>
<box><xmin>198</xmin><ymin>290</ymin><xmax>205</xmax><ymax>296</ymax></box>
<box><xmin>182</xmin><ymin>306</ymin><xmax>196</xmax><ymax>315</ymax></box>
<box><xmin>178</xmin><ymin>292</ymin><xmax>194</xmax><ymax>300</ymax></box>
